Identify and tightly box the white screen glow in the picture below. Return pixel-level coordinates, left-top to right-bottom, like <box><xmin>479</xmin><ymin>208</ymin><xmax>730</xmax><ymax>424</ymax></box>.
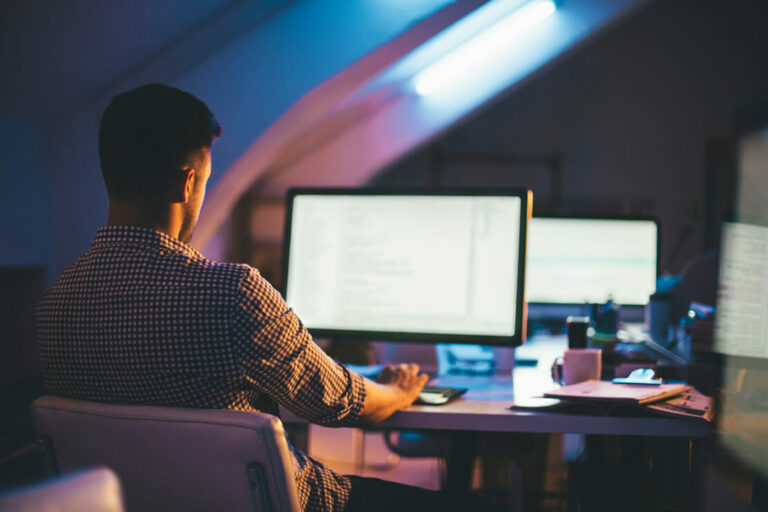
<box><xmin>526</xmin><ymin>218</ymin><xmax>658</xmax><ymax>305</ymax></box>
<box><xmin>285</xmin><ymin>194</ymin><xmax>523</xmax><ymax>338</ymax></box>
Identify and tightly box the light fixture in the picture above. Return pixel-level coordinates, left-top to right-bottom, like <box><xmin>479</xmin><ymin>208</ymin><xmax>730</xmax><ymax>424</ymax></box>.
<box><xmin>412</xmin><ymin>0</ymin><xmax>557</xmax><ymax>96</ymax></box>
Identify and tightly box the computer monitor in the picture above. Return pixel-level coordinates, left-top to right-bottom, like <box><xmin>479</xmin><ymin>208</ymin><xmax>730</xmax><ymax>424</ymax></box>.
<box><xmin>282</xmin><ymin>188</ymin><xmax>531</xmax><ymax>346</ymax></box>
<box><xmin>715</xmin><ymin>125</ymin><xmax>768</xmax><ymax>485</ymax></box>
<box><xmin>715</xmin><ymin>221</ymin><xmax>768</xmax><ymax>360</ymax></box>
<box><xmin>526</xmin><ymin>216</ymin><xmax>659</xmax><ymax>320</ymax></box>
<box><xmin>715</xmin><ymin>126</ymin><xmax>768</xmax><ymax>361</ymax></box>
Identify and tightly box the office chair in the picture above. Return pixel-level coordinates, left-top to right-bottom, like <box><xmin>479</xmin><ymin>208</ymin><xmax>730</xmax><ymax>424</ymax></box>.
<box><xmin>31</xmin><ymin>395</ymin><xmax>301</xmax><ymax>512</ymax></box>
<box><xmin>0</xmin><ymin>467</ymin><xmax>125</xmax><ymax>512</ymax></box>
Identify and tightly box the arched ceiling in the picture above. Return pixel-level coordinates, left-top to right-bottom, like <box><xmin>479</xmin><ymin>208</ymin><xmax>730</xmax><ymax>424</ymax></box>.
<box><xmin>191</xmin><ymin>0</ymin><xmax>650</xmax><ymax>253</ymax></box>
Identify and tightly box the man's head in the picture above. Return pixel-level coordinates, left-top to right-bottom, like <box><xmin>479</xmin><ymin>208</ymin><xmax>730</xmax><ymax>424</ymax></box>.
<box><xmin>98</xmin><ymin>84</ymin><xmax>221</xmax><ymax>242</ymax></box>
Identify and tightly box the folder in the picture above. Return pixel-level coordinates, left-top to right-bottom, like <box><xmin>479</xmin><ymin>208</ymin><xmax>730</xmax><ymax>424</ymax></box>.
<box><xmin>543</xmin><ymin>379</ymin><xmax>692</xmax><ymax>405</ymax></box>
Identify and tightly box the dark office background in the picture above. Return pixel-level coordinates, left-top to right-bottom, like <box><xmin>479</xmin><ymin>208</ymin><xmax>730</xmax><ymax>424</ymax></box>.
<box><xmin>2</xmin><ymin>0</ymin><xmax>768</xmax><ymax>507</ymax></box>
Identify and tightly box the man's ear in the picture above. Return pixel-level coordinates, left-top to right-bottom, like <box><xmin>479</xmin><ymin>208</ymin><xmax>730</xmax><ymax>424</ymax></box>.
<box><xmin>172</xmin><ymin>167</ymin><xmax>195</xmax><ymax>203</ymax></box>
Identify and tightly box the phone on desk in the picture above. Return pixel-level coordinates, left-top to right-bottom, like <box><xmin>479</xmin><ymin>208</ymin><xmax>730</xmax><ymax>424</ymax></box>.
<box><xmin>611</xmin><ymin>368</ymin><xmax>662</xmax><ymax>385</ymax></box>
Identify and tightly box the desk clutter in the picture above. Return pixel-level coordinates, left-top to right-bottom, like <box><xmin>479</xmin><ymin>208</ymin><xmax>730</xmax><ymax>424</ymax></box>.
<box><xmin>543</xmin><ymin>379</ymin><xmax>691</xmax><ymax>405</ymax></box>
<box><xmin>511</xmin><ymin>380</ymin><xmax>713</xmax><ymax>423</ymax></box>
<box><xmin>516</xmin><ymin>330</ymin><xmax>714</xmax><ymax>422</ymax></box>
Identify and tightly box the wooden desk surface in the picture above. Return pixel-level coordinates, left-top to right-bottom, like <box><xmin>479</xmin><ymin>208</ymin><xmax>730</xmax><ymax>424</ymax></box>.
<box><xmin>283</xmin><ymin>334</ymin><xmax>712</xmax><ymax>438</ymax></box>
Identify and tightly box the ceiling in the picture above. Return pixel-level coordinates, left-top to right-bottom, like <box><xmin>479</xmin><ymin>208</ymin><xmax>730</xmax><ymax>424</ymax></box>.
<box><xmin>0</xmin><ymin>0</ymin><xmax>287</xmax><ymax>124</ymax></box>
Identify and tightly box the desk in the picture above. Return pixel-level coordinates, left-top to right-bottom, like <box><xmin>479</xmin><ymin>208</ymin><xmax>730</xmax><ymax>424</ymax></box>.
<box><xmin>283</xmin><ymin>334</ymin><xmax>710</xmax><ymax>510</ymax></box>
<box><xmin>376</xmin><ymin>374</ymin><xmax>710</xmax><ymax>438</ymax></box>
<box><xmin>285</xmin><ymin>333</ymin><xmax>711</xmax><ymax>438</ymax></box>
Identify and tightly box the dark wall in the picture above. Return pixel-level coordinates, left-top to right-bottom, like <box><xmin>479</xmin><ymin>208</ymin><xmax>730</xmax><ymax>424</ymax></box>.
<box><xmin>374</xmin><ymin>0</ymin><xmax>768</xmax><ymax>274</ymax></box>
<box><xmin>0</xmin><ymin>113</ymin><xmax>51</xmax><ymax>275</ymax></box>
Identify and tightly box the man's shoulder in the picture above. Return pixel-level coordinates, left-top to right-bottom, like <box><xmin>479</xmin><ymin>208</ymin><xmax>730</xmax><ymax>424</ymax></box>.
<box><xmin>191</xmin><ymin>257</ymin><xmax>260</xmax><ymax>287</ymax></box>
<box><xmin>154</xmin><ymin>252</ymin><xmax>263</xmax><ymax>290</ymax></box>
<box><xmin>43</xmin><ymin>246</ymin><xmax>262</xmax><ymax>301</ymax></box>
<box><xmin>192</xmin><ymin>256</ymin><xmax>252</xmax><ymax>275</ymax></box>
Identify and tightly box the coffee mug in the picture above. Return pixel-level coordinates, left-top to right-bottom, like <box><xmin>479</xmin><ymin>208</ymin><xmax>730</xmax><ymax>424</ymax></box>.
<box><xmin>551</xmin><ymin>348</ymin><xmax>602</xmax><ymax>385</ymax></box>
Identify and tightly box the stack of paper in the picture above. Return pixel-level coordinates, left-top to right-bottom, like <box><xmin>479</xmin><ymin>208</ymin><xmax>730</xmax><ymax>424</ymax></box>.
<box><xmin>646</xmin><ymin>389</ymin><xmax>714</xmax><ymax>422</ymax></box>
<box><xmin>521</xmin><ymin>380</ymin><xmax>715</xmax><ymax>422</ymax></box>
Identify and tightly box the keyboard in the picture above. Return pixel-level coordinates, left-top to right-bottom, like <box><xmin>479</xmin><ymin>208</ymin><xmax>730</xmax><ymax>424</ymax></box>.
<box><xmin>416</xmin><ymin>386</ymin><xmax>467</xmax><ymax>406</ymax></box>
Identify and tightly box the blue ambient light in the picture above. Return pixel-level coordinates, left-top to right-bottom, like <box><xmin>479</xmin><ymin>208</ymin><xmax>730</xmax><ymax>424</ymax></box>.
<box><xmin>412</xmin><ymin>0</ymin><xmax>557</xmax><ymax>96</ymax></box>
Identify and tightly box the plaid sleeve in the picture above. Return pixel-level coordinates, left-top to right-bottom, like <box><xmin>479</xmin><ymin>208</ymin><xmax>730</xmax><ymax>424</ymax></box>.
<box><xmin>231</xmin><ymin>267</ymin><xmax>366</xmax><ymax>427</ymax></box>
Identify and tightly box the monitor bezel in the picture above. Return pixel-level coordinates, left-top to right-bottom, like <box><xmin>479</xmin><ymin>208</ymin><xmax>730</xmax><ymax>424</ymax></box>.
<box><xmin>281</xmin><ymin>187</ymin><xmax>532</xmax><ymax>347</ymax></box>
<box><xmin>526</xmin><ymin>213</ymin><xmax>661</xmax><ymax>309</ymax></box>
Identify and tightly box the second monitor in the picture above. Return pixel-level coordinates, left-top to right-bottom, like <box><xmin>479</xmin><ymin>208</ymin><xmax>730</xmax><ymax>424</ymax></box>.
<box><xmin>526</xmin><ymin>216</ymin><xmax>659</xmax><ymax>320</ymax></box>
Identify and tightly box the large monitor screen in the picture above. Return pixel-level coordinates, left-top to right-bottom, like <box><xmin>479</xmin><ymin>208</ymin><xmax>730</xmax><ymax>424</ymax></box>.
<box><xmin>282</xmin><ymin>189</ymin><xmax>531</xmax><ymax>346</ymax></box>
<box><xmin>715</xmin><ymin>128</ymin><xmax>768</xmax><ymax>359</ymax></box>
<box><xmin>715</xmin><ymin>221</ymin><xmax>768</xmax><ymax>359</ymax></box>
<box><xmin>715</xmin><ymin>126</ymin><xmax>768</xmax><ymax>485</ymax></box>
<box><xmin>526</xmin><ymin>217</ymin><xmax>659</xmax><ymax>306</ymax></box>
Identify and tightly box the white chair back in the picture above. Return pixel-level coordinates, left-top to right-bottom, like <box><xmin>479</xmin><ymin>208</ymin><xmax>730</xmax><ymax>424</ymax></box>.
<box><xmin>0</xmin><ymin>467</ymin><xmax>124</xmax><ymax>512</ymax></box>
<box><xmin>31</xmin><ymin>395</ymin><xmax>300</xmax><ymax>512</ymax></box>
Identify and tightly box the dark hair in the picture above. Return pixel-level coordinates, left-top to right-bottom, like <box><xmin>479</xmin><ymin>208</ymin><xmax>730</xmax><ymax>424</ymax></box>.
<box><xmin>98</xmin><ymin>84</ymin><xmax>222</xmax><ymax>202</ymax></box>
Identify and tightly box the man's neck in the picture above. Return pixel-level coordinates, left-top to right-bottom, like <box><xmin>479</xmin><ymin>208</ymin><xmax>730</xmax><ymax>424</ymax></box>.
<box><xmin>107</xmin><ymin>201</ymin><xmax>182</xmax><ymax>240</ymax></box>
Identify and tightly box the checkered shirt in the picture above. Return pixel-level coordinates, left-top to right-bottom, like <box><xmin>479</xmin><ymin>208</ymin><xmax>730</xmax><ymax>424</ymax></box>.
<box><xmin>36</xmin><ymin>225</ymin><xmax>367</xmax><ymax>511</ymax></box>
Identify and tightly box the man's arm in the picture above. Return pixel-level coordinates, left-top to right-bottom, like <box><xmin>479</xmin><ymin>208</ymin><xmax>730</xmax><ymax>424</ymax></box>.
<box><xmin>233</xmin><ymin>268</ymin><xmax>426</xmax><ymax>427</ymax></box>
<box><xmin>358</xmin><ymin>364</ymin><xmax>429</xmax><ymax>424</ymax></box>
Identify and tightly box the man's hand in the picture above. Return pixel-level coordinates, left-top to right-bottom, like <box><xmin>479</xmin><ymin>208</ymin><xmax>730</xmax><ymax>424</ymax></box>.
<box><xmin>358</xmin><ymin>363</ymin><xmax>429</xmax><ymax>424</ymax></box>
<box><xmin>375</xmin><ymin>363</ymin><xmax>429</xmax><ymax>408</ymax></box>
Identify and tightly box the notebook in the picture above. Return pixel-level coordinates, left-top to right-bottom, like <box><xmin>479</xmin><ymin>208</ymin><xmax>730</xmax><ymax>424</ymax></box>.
<box><xmin>543</xmin><ymin>379</ymin><xmax>692</xmax><ymax>405</ymax></box>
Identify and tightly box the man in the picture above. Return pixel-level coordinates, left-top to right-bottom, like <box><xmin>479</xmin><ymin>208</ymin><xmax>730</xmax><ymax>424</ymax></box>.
<box><xmin>37</xmin><ymin>84</ymin><xmax>499</xmax><ymax>511</ymax></box>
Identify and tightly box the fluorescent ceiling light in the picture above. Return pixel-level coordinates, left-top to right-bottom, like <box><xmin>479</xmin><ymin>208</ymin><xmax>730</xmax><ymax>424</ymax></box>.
<box><xmin>412</xmin><ymin>0</ymin><xmax>557</xmax><ymax>96</ymax></box>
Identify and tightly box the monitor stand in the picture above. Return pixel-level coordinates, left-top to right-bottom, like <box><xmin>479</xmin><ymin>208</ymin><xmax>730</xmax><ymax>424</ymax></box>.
<box><xmin>370</xmin><ymin>341</ymin><xmax>516</xmax><ymax>377</ymax></box>
<box><xmin>436</xmin><ymin>344</ymin><xmax>515</xmax><ymax>377</ymax></box>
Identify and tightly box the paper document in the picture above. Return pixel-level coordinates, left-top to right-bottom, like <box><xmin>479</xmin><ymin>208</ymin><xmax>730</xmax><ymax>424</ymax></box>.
<box><xmin>646</xmin><ymin>389</ymin><xmax>714</xmax><ymax>422</ymax></box>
